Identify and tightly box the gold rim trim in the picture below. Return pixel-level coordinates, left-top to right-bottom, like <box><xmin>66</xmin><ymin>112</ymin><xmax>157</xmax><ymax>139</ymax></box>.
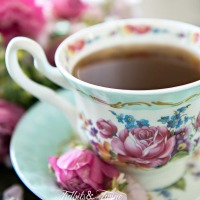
<box><xmin>152</xmin><ymin>93</ymin><xmax>200</xmax><ymax>106</ymax></box>
<box><xmin>77</xmin><ymin>89</ymin><xmax>200</xmax><ymax>108</ymax></box>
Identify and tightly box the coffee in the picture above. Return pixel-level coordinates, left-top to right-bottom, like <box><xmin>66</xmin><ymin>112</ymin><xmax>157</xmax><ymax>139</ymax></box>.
<box><xmin>73</xmin><ymin>45</ymin><xmax>200</xmax><ymax>90</ymax></box>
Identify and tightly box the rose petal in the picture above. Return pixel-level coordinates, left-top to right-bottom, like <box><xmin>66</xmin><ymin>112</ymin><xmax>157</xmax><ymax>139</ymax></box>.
<box><xmin>158</xmin><ymin>126</ymin><xmax>171</xmax><ymax>138</ymax></box>
<box><xmin>99</xmin><ymin>122</ymin><xmax>114</xmax><ymax>136</ymax></box>
<box><xmin>118</xmin><ymin>154</ymin><xmax>151</xmax><ymax>165</ymax></box>
<box><xmin>101</xmin><ymin>161</ymin><xmax>120</xmax><ymax>179</ymax></box>
<box><xmin>141</xmin><ymin>156</ymin><xmax>170</xmax><ymax>168</ymax></box>
<box><xmin>57</xmin><ymin>149</ymin><xmax>93</xmax><ymax>170</ymax></box>
<box><xmin>119</xmin><ymin>128</ymin><xmax>129</xmax><ymax>142</ymax></box>
<box><xmin>108</xmin><ymin>120</ymin><xmax>118</xmax><ymax>134</ymax></box>
<box><xmin>142</xmin><ymin>139</ymin><xmax>165</xmax><ymax>158</ymax></box>
<box><xmin>111</xmin><ymin>137</ymin><xmax>126</xmax><ymax>155</ymax></box>
<box><xmin>58</xmin><ymin>170</ymin><xmax>76</xmax><ymax>188</ymax></box>
<box><xmin>96</xmin><ymin>119</ymin><xmax>106</xmax><ymax>129</ymax></box>
<box><xmin>48</xmin><ymin>156</ymin><xmax>60</xmax><ymax>172</ymax></box>
<box><xmin>90</xmin><ymin>156</ymin><xmax>103</xmax><ymax>184</ymax></box>
<box><xmin>143</xmin><ymin>144</ymin><xmax>165</xmax><ymax>159</ymax></box>
<box><xmin>124</xmin><ymin>135</ymin><xmax>143</xmax><ymax>157</ymax></box>
<box><xmin>76</xmin><ymin>165</ymin><xmax>100</xmax><ymax>190</ymax></box>
<box><xmin>96</xmin><ymin>119</ymin><xmax>117</xmax><ymax>137</ymax></box>
<box><xmin>99</xmin><ymin>132</ymin><xmax>113</xmax><ymax>139</ymax></box>
<box><xmin>159</xmin><ymin>136</ymin><xmax>176</xmax><ymax>158</ymax></box>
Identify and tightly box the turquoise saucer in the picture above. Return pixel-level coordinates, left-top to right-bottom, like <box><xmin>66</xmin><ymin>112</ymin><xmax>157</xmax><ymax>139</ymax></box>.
<box><xmin>10</xmin><ymin>91</ymin><xmax>200</xmax><ymax>200</ymax></box>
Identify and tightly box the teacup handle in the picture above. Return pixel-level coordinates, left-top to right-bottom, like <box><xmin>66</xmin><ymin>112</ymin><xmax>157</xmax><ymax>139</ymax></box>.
<box><xmin>5</xmin><ymin>37</ymin><xmax>78</xmax><ymax>130</ymax></box>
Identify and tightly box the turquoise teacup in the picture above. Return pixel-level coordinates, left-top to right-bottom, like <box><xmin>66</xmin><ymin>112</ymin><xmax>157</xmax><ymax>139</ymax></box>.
<box><xmin>5</xmin><ymin>19</ymin><xmax>200</xmax><ymax>190</ymax></box>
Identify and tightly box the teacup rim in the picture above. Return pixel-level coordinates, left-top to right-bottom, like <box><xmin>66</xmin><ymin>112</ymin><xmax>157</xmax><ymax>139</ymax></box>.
<box><xmin>55</xmin><ymin>18</ymin><xmax>200</xmax><ymax>95</ymax></box>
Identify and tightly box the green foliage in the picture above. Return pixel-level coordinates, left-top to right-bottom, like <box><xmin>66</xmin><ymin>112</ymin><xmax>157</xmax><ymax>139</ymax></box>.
<box><xmin>170</xmin><ymin>177</ymin><xmax>186</xmax><ymax>191</ymax></box>
<box><xmin>0</xmin><ymin>38</ymin><xmax>60</xmax><ymax>109</ymax></box>
<box><xmin>170</xmin><ymin>151</ymin><xmax>189</xmax><ymax>162</ymax></box>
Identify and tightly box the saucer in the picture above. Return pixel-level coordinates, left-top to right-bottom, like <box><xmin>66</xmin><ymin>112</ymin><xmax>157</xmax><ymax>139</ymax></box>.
<box><xmin>10</xmin><ymin>90</ymin><xmax>200</xmax><ymax>200</ymax></box>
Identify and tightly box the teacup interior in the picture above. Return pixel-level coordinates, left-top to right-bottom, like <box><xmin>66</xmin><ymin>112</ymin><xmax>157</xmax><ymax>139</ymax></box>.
<box><xmin>57</xmin><ymin>19</ymin><xmax>200</xmax><ymax>74</ymax></box>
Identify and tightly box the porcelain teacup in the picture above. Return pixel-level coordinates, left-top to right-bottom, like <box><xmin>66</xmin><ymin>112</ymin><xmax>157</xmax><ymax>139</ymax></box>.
<box><xmin>5</xmin><ymin>19</ymin><xmax>200</xmax><ymax>190</ymax></box>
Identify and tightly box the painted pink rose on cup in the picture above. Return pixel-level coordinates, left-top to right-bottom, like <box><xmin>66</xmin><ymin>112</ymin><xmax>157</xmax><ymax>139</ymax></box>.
<box><xmin>49</xmin><ymin>149</ymin><xmax>119</xmax><ymax>194</ymax></box>
<box><xmin>195</xmin><ymin>112</ymin><xmax>200</xmax><ymax>131</ymax></box>
<box><xmin>111</xmin><ymin>127</ymin><xmax>176</xmax><ymax>168</ymax></box>
<box><xmin>52</xmin><ymin>0</ymin><xmax>87</xmax><ymax>20</ymax></box>
<box><xmin>0</xmin><ymin>0</ymin><xmax>46</xmax><ymax>45</ymax></box>
<box><xmin>96</xmin><ymin>119</ymin><xmax>118</xmax><ymax>138</ymax></box>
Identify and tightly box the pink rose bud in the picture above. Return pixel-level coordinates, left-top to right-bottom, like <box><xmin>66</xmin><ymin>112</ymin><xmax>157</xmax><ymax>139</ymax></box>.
<box><xmin>96</xmin><ymin>119</ymin><xmax>118</xmax><ymax>138</ymax></box>
<box><xmin>49</xmin><ymin>149</ymin><xmax>120</xmax><ymax>195</ymax></box>
<box><xmin>0</xmin><ymin>100</ymin><xmax>24</xmax><ymax>162</ymax></box>
<box><xmin>0</xmin><ymin>0</ymin><xmax>46</xmax><ymax>45</ymax></box>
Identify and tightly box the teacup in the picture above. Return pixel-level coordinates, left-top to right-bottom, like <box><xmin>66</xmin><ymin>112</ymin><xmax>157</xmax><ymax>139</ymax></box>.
<box><xmin>5</xmin><ymin>19</ymin><xmax>200</xmax><ymax>190</ymax></box>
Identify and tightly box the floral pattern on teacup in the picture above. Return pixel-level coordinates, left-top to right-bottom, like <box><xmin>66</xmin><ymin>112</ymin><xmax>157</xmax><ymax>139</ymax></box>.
<box><xmin>66</xmin><ymin>24</ymin><xmax>200</xmax><ymax>56</ymax></box>
<box><xmin>192</xmin><ymin>32</ymin><xmax>200</xmax><ymax>45</ymax></box>
<box><xmin>80</xmin><ymin>105</ymin><xmax>200</xmax><ymax>169</ymax></box>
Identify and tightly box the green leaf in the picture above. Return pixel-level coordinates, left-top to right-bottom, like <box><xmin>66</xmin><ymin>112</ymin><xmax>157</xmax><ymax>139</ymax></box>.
<box><xmin>110</xmin><ymin>151</ymin><xmax>117</xmax><ymax>159</ymax></box>
<box><xmin>118</xmin><ymin>182</ymin><xmax>128</xmax><ymax>191</ymax></box>
<box><xmin>171</xmin><ymin>151</ymin><xmax>189</xmax><ymax>162</ymax></box>
<box><xmin>170</xmin><ymin>130</ymin><xmax>175</xmax><ymax>136</ymax></box>
<box><xmin>170</xmin><ymin>177</ymin><xmax>186</xmax><ymax>191</ymax></box>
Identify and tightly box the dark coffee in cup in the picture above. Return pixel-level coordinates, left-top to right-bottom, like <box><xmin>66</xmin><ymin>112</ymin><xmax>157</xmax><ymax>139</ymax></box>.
<box><xmin>73</xmin><ymin>44</ymin><xmax>200</xmax><ymax>90</ymax></box>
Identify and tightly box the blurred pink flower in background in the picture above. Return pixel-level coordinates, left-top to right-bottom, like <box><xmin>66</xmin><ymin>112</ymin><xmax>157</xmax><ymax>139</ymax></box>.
<box><xmin>80</xmin><ymin>5</ymin><xmax>105</xmax><ymax>25</ymax></box>
<box><xmin>3</xmin><ymin>184</ymin><xmax>24</xmax><ymax>200</ymax></box>
<box><xmin>52</xmin><ymin>0</ymin><xmax>87</xmax><ymax>20</ymax></box>
<box><xmin>0</xmin><ymin>100</ymin><xmax>24</xmax><ymax>163</ymax></box>
<box><xmin>0</xmin><ymin>0</ymin><xmax>46</xmax><ymax>45</ymax></box>
<box><xmin>49</xmin><ymin>148</ymin><xmax>120</xmax><ymax>194</ymax></box>
<box><xmin>110</xmin><ymin>0</ymin><xmax>135</xmax><ymax>19</ymax></box>
<box><xmin>126</xmin><ymin>176</ymin><xmax>148</xmax><ymax>200</ymax></box>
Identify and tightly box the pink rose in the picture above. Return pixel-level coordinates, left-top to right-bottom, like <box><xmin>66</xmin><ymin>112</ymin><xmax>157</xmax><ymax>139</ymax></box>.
<box><xmin>111</xmin><ymin>127</ymin><xmax>175</xmax><ymax>168</ymax></box>
<box><xmin>0</xmin><ymin>0</ymin><xmax>46</xmax><ymax>45</ymax></box>
<box><xmin>195</xmin><ymin>112</ymin><xmax>200</xmax><ymax>131</ymax></box>
<box><xmin>0</xmin><ymin>100</ymin><xmax>24</xmax><ymax>162</ymax></box>
<box><xmin>49</xmin><ymin>149</ymin><xmax>119</xmax><ymax>194</ymax></box>
<box><xmin>96</xmin><ymin>119</ymin><xmax>118</xmax><ymax>138</ymax></box>
<box><xmin>52</xmin><ymin>0</ymin><xmax>87</xmax><ymax>20</ymax></box>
